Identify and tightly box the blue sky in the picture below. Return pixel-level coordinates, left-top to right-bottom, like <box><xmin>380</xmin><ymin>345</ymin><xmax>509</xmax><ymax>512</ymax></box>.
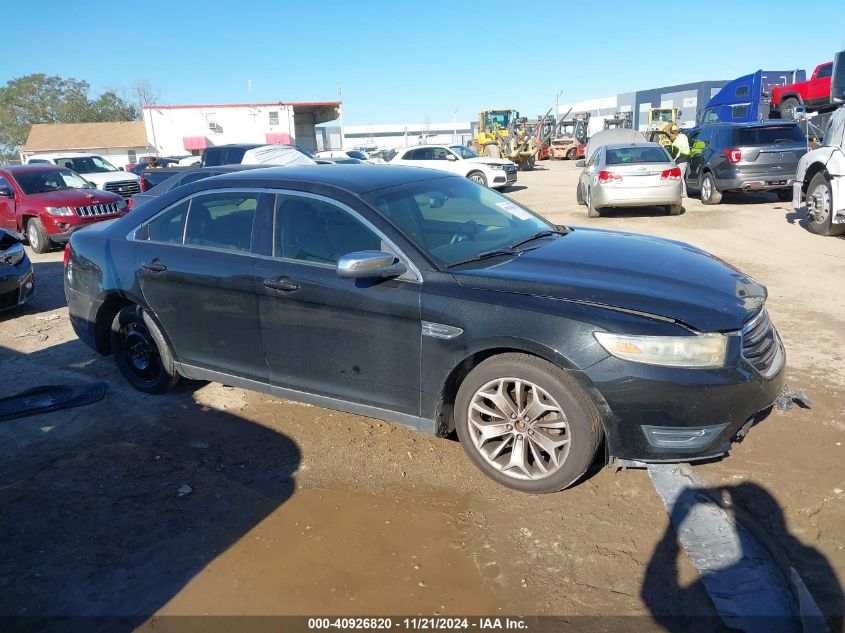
<box><xmin>3</xmin><ymin>0</ymin><xmax>844</xmax><ymax>125</ymax></box>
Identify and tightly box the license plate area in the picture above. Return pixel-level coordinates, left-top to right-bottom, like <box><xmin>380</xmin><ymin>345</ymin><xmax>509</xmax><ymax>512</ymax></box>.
<box><xmin>766</xmin><ymin>180</ymin><xmax>787</xmax><ymax>186</ymax></box>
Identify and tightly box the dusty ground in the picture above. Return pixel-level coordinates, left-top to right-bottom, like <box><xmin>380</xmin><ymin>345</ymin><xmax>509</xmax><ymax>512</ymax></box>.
<box><xmin>0</xmin><ymin>160</ymin><xmax>842</xmax><ymax>631</ymax></box>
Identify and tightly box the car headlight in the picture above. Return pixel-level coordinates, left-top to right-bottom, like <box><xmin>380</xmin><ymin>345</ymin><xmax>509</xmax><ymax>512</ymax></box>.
<box><xmin>0</xmin><ymin>243</ymin><xmax>25</xmax><ymax>266</ymax></box>
<box><xmin>45</xmin><ymin>206</ymin><xmax>74</xmax><ymax>216</ymax></box>
<box><xmin>594</xmin><ymin>331</ymin><xmax>728</xmax><ymax>368</ymax></box>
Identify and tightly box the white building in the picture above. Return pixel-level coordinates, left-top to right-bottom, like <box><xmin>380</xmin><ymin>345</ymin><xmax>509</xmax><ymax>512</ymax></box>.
<box><xmin>143</xmin><ymin>101</ymin><xmax>341</xmax><ymax>156</ymax></box>
<box><xmin>319</xmin><ymin>121</ymin><xmax>473</xmax><ymax>151</ymax></box>
<box><xmin>21</xmin><ymin>121</ymin><xmax>153</xmax><ymax>169</ymax></box>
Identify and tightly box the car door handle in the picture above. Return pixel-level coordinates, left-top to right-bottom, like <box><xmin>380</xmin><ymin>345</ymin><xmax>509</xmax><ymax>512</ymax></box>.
<box><xmin>263</xmin><ymin>277</ymin><xmax>299</xmax><ymax>292</ymax></box>
<box><xmin>142</xmin><ymin>261</ymin><xmax>167</xmax><ymax>273</ymax></box>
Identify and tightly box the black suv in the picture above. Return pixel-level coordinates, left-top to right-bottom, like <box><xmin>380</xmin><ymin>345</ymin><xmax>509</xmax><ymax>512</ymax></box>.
<box><xmin>200</xmin><ymin>144</ymin><xmax>264</xmax><ymax>167</ymax></box>
<box><xmin>687</xmin><ymin>121</ymin><xmax>807</xmax><ymax>204</ymax></box>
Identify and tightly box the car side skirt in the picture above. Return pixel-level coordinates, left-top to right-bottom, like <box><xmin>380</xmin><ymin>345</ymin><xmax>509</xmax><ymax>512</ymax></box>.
<box><xmin>176</xmin><ymin>362</ymin><xmax>437</xmax><ymax>435</ymax></box>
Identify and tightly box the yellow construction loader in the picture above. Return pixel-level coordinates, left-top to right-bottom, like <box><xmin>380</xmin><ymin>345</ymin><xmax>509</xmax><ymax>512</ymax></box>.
<box><xmin>646</xmin><ymin>107</ymin><xmax>683</xmax><ymax>149</ymax></box>
<box><xmin>472</xmin><ymin>109</ymin><xmax>539</xmax><ymax>170</ymax></box>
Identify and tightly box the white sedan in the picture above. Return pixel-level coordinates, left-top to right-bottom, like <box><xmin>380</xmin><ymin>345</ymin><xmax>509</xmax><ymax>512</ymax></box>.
<box><xmin>389</xmin><ymin>144</ymin><xmax>517</xmax><ymax>189</ymax></box>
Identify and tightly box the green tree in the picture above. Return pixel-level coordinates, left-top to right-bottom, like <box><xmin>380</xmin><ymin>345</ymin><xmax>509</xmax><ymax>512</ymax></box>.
<box><xmin>0</xmin><ymin>73</ymin><xmax>140</xmax><ymax>155</ymax></box>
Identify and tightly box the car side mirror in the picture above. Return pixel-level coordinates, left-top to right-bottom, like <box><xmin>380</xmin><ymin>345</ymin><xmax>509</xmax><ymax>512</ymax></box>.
<box><xmin>445</xmin><ymin>154</ymin><xmax>457</xmax><ymax>161</ymax></box>
<box><xmin>118</xmin><ymin>167</ymin><xmax>125</xmax><ymax>171</ymax></box>
<box><xmin>575</xmin><ymin>160</ymin><xmax>586</xmax><ymax>168</ymax></box>
<box><xmin>336</xmin><ymin>251</ymin><xmax>407</xmax><ymax>279</ymax></box>
<box><xmin>0</xmin><ymin>186</ymin><xmax>13</xmax><ymax>198</ymax></box>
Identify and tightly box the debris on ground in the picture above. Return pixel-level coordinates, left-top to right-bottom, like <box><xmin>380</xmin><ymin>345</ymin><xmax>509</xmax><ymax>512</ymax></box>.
<box><xmin>773</xmin><ymin>385</ymin><xmax>813</xmax><ymax>412</ymax></box>
<box><xmin>177</xmin><ymin>484</ymin><xmax>193</xmax><ymax>498</ymax></box>
<box><xmin>0</xmin><ymin>382</ymin><xmax>108</xmax><ymax>422</ymax></box>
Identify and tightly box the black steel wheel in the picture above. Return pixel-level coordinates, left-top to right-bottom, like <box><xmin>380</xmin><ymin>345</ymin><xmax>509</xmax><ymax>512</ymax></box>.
<box><xmin>111</xmin><ymin>305</ymin><xmax>180</xmax><ymax>393</ymax></box>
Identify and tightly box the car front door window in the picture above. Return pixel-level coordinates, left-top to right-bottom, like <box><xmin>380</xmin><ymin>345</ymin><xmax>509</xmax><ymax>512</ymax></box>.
<box><xmin>183</xmin><ymin>192</ymin><xmax>259</xmax><ymax>253</ymax></box>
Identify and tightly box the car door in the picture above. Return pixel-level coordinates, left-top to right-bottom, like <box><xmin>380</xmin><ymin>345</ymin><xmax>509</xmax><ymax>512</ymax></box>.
<box><xmin>132</xmin><ymin>190</ymin><xmax>271</xmax><ymax>381</ymax></box>
<box><xmin>0</xmin><ymin>175</ymin><xmax>16</xmax><ymax>230</ymax></box>
<box><xmin>254</xmin><ymin>190</ymin><xmax>422</xmax><ymax>415</ymax></box>
<box><xmin>687</xmin><ymin>128</ymin><xmax>711</xmax><ymax>184</ymax></box>
<box><xmin>581</xmin><ymin>147</ymin><xmax>601</xmax><ymax>195</ymax></box>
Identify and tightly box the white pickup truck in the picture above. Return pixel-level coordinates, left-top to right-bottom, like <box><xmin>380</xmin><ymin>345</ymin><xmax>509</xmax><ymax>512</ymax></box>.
<box><xmin>26</xmin><ymin>153</ymin><xmax>142</xmax><ymax>199</ymax></box>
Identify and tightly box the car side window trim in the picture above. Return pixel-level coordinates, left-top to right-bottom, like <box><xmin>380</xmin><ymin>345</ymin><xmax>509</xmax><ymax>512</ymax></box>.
<box><xmin>126</xmin><ymin>187</ymin><xmax>423</xmax><ymax>283</ymax></box>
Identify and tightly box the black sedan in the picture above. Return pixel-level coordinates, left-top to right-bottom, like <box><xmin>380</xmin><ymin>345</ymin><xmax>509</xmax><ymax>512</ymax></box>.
<box><xmin>64</xmin><ymin>166</ymin><xmax>785</xmax><ymax>493</ymax></box>
<box><xmin>0</xmin><ymin>229</ymin><xmax>34</xmax><ymax>312</ymax></box>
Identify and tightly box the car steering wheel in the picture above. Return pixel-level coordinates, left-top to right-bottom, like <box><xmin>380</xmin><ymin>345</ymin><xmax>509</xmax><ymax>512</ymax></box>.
<box><xmin>450</xmin><ymin>220</ymin><xmax>478</xmax><ymax>245</ymax></box>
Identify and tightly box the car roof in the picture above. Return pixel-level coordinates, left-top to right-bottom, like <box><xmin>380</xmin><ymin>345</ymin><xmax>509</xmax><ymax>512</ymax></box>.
<box><xmin>204</xmin><ymin>143</ymin><xmax>264</xmax><ymax>149</ymax></box>
<box><xmin>402</xmin><ymin>144</ymin><xmax>458</xmax><ymax>150</ymax></box>
<box><xmin>1</xmin><ymin>164</ymin><xmax>74</xmax><ymax>174</ymax></box>
<box><xmin>209</xmin><ymin>164</ymin><xmax>453</xmax><ymax>194</ymax></box>
<box><xmin>28</xmin><ymin>152</ymin><xmax>102</xmax><ymax>158</ymax></box>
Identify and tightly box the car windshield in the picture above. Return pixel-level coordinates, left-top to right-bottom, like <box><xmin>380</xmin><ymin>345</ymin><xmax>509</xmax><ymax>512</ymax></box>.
<box><xmin>450</xmin><ymin>145</ymin><xmax>480</xmax><ymax>159</ymax></box>
<box><xmin>605</xmin><ymin>146</ymin><xmax>670</xmax><ymax>164</ymax></box>
<box><xmin>346</xmin><ymin>151</ymin><xmax>368</xmax><ymax>160</ymax></box>
<box><xmin>365</xmin><ymin>177</ymin><xmax>556</xmax><ymax>268</ymax></box>
<box><xmin>735</xmin><ymin>125</ymin><xmax>805</xmax><ymax>145</ymax></box>
<box><xmin>54</xmin><ymin>156</ymin><xmax>117</xmax><ymax>173</ymax></box>
<box><xmin>14</xmin><ymin>169</ymin><xmax>94</xmax><ymax>194</ymax></box>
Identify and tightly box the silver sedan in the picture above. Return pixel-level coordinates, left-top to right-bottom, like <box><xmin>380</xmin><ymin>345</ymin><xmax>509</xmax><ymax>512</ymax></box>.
<box><xmin>576</xmin><ymin>142</ymin><xmax>683</xmax><ymax>217</ymax></box>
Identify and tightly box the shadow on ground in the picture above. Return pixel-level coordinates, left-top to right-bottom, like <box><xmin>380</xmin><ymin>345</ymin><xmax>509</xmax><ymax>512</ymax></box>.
<box><xmin>642</xmin><ymin>481</ymin><xmax>843</xmax><ymax>633</ymax></box>
<box><xmin>0</xmin><ymin>341</ymin><xmax>301</xmax><ymax>630</ymax></box>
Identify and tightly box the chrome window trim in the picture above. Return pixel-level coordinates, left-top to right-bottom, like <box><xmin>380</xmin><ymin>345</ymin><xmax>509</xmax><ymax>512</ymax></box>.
<box><xmin>125</xmin><ymin>187</ymin><xmax>423</xmax><ymax>283</ymax></box>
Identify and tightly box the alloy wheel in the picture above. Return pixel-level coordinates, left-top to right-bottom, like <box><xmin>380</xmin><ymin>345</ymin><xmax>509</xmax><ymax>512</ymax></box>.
<box><xmin>467</xmin><ymin>377</ymin><xmax>571</xmax><ymax>481</ymax></box>
<box><xmin>27</xmin><ymin>222</ymin><xmax>40</xmax><ymax>251</ymax></box>
<box><xmin>470</xmin><ymin>173</ymin><xmax>485</xmax><ymax>184</ymax></box>
<box><xmin>702</xmin><ymin>177</ymin><xmax>712</xmax><ymax>201</ymax></box>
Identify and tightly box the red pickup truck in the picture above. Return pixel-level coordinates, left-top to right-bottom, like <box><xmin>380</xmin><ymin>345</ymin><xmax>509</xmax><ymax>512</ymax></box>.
<box><xmin>0</xmin><ymin>164</ymin><xmax>127</xmax><ymax>253</ymax></box>
<box><xmin>771</xmin><ymin>62</ymin><xmax>833</xmax><ymax>119</ymax></box>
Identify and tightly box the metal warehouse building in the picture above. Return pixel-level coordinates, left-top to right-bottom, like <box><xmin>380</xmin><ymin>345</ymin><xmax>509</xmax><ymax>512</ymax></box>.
<box><xmin>559</xmin><ymin>79</ymin><xmax>730</xmax><ymax>136</ymax></box>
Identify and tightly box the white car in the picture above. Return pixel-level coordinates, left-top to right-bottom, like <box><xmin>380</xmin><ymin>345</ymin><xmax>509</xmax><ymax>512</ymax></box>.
<box><xmin>389</xmin><ymin>144</ymin><xmax>517</xmax><ymax>189</ymax></box>
<box><xmin>25</xmin><ymin>153</ymin><xmax>141</xmax><ymax>199</ymax></box>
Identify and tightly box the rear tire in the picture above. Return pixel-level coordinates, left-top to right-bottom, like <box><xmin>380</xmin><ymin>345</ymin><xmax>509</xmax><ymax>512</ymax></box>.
<box><xmin>576</xmin><ymin>183</ymin><xmax>585</xmax><ymax>206</ymax></box>
<box><xmin>567</xmin><ymin>149</ymin><xmax>577</xmax><ymax>160</ymax></box>
<box><xmin>111</xmin><ymin>305</ymin><xmax>180</xmax><ymax>394</ymax></box>
<box><xmin>454</xmin><ymin>353</ymin><xmax>603</xmax><ymax>493</ymax></box>
<box><xmin>667</xmin><ymin>204</ymin><xmax>683</xmax><ymax>215</ymax></box>
<box><xmin>805</xmin><ymin>172</ymin><xmax>845</xmax><ymax>236</ymax></box>
<box><xmin>586</xmin><ymin>189</ymin><xmax>601</xmax><ymax>217</ymax></box>
<box><xmin>26</xmin><ymin>217</ymin><xmax>52</xmax><ymax>254</ymax></box>
<box><xmin>467</xmin><ymin>171</ymin><xmax>488</xmax><ymax>187</ymax></box>
<box><xmin>700</xmin><ymin>172</ymin><xmax>722</xmax><ymax>205</ymax></box>
<box><xmin>519</xmin><ymin>156</ymin><xmax>536</xmax><ymax>171</ymax></box>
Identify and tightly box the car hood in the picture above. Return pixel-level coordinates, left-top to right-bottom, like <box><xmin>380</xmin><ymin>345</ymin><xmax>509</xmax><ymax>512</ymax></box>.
<box><xmin>29</xmin><ymin>189</ymin><xmax>122</xmax><ymax>206</ymax></box>
<box><xmin>452</xmin><ymin>227</ymin><xmax>766</xmax><ymax>331</ymax></box>
<box><xmin>82</xmin><ymin>171</ymin><xmax>140</xmax><ymax>185</ymax></box>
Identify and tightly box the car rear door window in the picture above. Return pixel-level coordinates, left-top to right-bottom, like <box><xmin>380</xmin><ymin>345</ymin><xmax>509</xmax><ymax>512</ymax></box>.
<box><xmin>183</xmin><ymin>192</ymin><xmax>259</xmax><ymax>252</ymax></box>
<box><xmin>273</xmin><ymin>194</ymin><xmax>381</xmax><ymax>265</ymax></box>
<box><xmin>141</xmin><ymin>199</ymin><xmax>190</xmax><ymax>243</ymax></box>
<box><xmin>735</xmin><ymin>125</ymin><xmax>805</xmax><ymax>145</ymax></box>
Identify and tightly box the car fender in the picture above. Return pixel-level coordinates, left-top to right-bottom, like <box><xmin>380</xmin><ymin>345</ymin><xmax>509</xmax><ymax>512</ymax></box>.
<box><xmin>794</xmin><ymin>148</ymin><xmax>845</xmax><ymax>221</ymax></box>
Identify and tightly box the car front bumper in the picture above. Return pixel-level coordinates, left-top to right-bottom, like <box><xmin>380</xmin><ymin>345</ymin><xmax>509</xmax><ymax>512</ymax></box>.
<box><xmin>583</xmin><ymin>339</ymin><xmax>786</xmax><ymax>462</ymax></box>
<box><xmin>48</xmin><ymin>212</ymin><xmax>127</xmax><ymax>244</ymax></box>
<box><xmin>491</xmin><ymin>168</ymin><xmax>518</xmax><ymax>189</ymax></box>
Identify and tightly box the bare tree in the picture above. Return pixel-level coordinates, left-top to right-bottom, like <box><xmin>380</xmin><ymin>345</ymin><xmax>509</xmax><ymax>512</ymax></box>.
<box><xmin>132</xmin><ymin>80</ymin><xmax>159</xmax><ymax>109</ymax></box>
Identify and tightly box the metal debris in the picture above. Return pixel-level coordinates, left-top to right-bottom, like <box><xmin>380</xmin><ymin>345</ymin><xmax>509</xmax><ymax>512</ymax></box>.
<box><xmin>773</xmin><ymin>385</ymin><xmax>813</xmax><ymax>412</ymax></box>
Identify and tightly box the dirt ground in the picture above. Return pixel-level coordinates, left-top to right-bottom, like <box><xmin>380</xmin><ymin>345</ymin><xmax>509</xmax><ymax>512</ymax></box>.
<box><xmin>0</xmin><ymin>160</ymin><xmax>842</xmax><ymax>630</ymax></box>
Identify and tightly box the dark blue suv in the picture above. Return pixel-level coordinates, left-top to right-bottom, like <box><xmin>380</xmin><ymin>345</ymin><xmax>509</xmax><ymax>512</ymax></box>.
<box><xmin>686</xmin><ymin>121</ymin><xmax>807</xmax><ymax>204</ymax></box>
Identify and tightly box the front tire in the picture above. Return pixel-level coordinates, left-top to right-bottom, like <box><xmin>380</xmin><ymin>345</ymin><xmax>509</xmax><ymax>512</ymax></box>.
<box><xmin>111</xmin><ymin>305</ymin><xmax>180</xmax><ymax>393</ymax></box>
<box><xmin>667</xmin><ymin>204</ymin><xmax>683</xmax><ymax>215</ymax></box>
<box><xmin>805</xmin><ymin>172</ymin><xmax>845</xmax><ymax>236</ymax></box>
<box><xmin>454</xmin><ymin>353</ymin><xmax>602</xmax><ymax>493</ymax></box>
<box><xmin>700</xmin><ymin>172</ymin><xmax>722</xmax><ymax>205</ymax></box>
<box><xmin>26</xmin><ymin>217</ymin><xmax>52</xmax><ymax>254</ymax></box>
<box><xmin>776</xmin><ymin>189</ymin><xmax>793</xmax><ymax>202</ymax></box>
<box><xmin>467</xmin><ymin>171</ymin><xmax>488</xmax><ymax>187</ymax></box>
<box><xmin>519</xmin><ymin>155</ymin><xmax>536</xmax><ymax>171</ymax></box>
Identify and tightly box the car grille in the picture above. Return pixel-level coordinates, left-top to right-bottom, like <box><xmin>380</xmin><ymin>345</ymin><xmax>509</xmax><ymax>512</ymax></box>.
<box><xmin>102</xmin><ymin>180</ymin><xmax>141</xmax><ymax>198</ymax></box>
<box><xmin>0</xmin><ymin>287</ymin><xmax>19</xmax><ymax>310</ymax></box>
<box><xmin>75</xmin><ymin>203</ymin><xmax>122</xmax><ymax>217</ymax></box>
<box><xmin>741</xmin><ymin>308</ymin><xmax>784</xmax><ymax>378</ymax></box>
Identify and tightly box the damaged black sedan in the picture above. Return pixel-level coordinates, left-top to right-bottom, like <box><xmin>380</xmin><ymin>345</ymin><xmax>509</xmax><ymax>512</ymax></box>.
<box><xmin>0</xmin><ymin>229</ymin><xmax>34</xmax><ymax>312</ymax></box>
<box><xmin>64</xmin><ymin>166</ymin><xmax>785</xmax><ymax>493</ymax></box>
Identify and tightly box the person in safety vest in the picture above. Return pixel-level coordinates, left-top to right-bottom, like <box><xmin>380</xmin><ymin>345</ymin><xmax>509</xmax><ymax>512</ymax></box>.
<box><xmin>668</xmin><ymin>125</ymin><xmax>690</xmax><ymax>197</ymax></box>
